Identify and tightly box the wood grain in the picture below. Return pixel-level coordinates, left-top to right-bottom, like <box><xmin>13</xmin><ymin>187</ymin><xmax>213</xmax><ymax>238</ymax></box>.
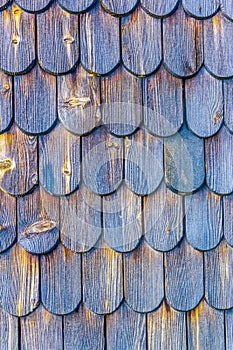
<box><xmin>0</xmin><ymin>124</ymin><xmax>38</xmax><ymax>196</ymax></box>
<box><xmin>205</xmin><ymin>239</ymin><xmax>233</xmax><ymax>309</ymax></box>
<box><xmin>39</xmin><ymin>123</ymin><xmax>80</xmax><ymax>195</ymax></box>
<box><xmin>205</xmin><ymin>125</ymin><xmax>233</xmax><ymax>195</ymax></box>
<box><xmin>185</xmin><ymin>186</ymin><xmax>223</xmax><ymax>251</ymax></box>
<box><xmin>103</xmin><ymin>183</ymin><xmax>142</xmax><ymax>252</ymax></box>
<box><xmin>147</xmin><ymin>301</ymin><xmax>187</xmax><ymax>350</ymax></box>
<box><xmin>21</xmin><ymin>305</ymin><xmax>63</xmax><ymax>350</ymax></box>
<box><xmin>64</xmin><ymin>304</ymin><xmax>104</xmax><ymax>350</ymax></box>
<box><xmin>164</xmin><ymin>125</ymin><xmax>205</xmax><ymax>194</ymax></box>
<box><xmin>143</xmin><ymin>66</ymin><xmax>183</xmax><ymax>137</ymax></box>
<box><xmin>18</xmin><ymin>187</ymin><xmax>59</xmax><ymax>254</ymax></box>
<box><xmin>223</xmin><ymin>194</ymin><xmax>233</xmax><ymax>246</ymax></box>
<box><xmin>141</xmin><ymin>0</ymin><xmax>178</xmax><ymax>17</ymax></box>
<box><xmin>0</xmin><ymin>243</ymin><xmax>39</xmax><ymax>316</ymax></box>
<box><xmin>163</xmin><ymin>5</ymin><xmax>203</xmax><ymax>77</ymax></box>
<box><xmin>101</xmin><ymin>66</ymin><xmax>142</xmax><ymax>136</ymax></box>
<box><xmin>82</xmin><ymin>126</ymin><xmax>123</xmax><ymax>195</ymax></box>
<box><xmin>0</xmin><ymin>72</ymin><xmax>12</xmax><ymax>133</ymax></box>
<box><xmin>41</xmin><ymin>244</ymin><xmax>81</xmax><ymax>314</ymax></box>
<box><xmin>83</xmin><ymin>242</ymin><xmax>123</xmax><ymax>314</ymax></box>
<box><xmin>60</xmin><ymin>184</ymin><xmax>102</xmax><ymax>252</ymax></box>
<box><xmin>0</xmin><ymin>0</ymin><xmax>10</xmax><ymax>9</ymax></box>
<box><xmin>58</xmin><ymin>0</ymin><xmax>95</xmax><ymax>13</ymax></box>
<box><xmin>225</xmin><ymin>308</ymin><xmax>233</xmax><ymax>349</ymax></box>
<box><xmin>58</xmin><ymin>65</ymin><xmax>101</xmax><ymax>135</ymax></box>
<box><xmin>204</xmin><ymin>12</ymin><xmax>233</xmax><ymax>78</ymax></box>
<box><xmin>121</xmin><ymin>6</ymin><xmax>162</xmax><ymax>76</ymax></box>
<box><xmin>125</xmin><ymin>128</ymin><xmax>163</xmax><ymax>195</ymax></box>
<box><xmin>165</xmin><ymin>238</ymin><xmax>204</xmax><ymax>311</ymax></box>
<box><xmin>183</xmin><ymin>0</ymin><xmax>219</xmax><ymax>18</ymax></box>
<box><xmin>0</xmin><ymin>5</ymin><xmax>35</xmax><ymax>74</ymax></box>
<box><xmin>106</xmin><ymin>303</ymin><xmax>146</xmax><ymax>350</ymax></box>
<box><xmin>15</xmin><ymin>0</ymin><xmax>52</xmax><ymax>12</ymax></box>
<box><xmin>37</xmin><ymin>2</ymin><xmax>79</xmax><ymax>74</ymax></box>
<box><xmin>124</xmin><ymin>240</ymin><xmax>164</xmax><ymax>312</ymax></box>
<box><xmin>0</xmin><ymin>307</ymin><xmax>18</xmax><ymax>350</ymax></box>
<box><xmin>144</xmin><ymin>182</ymin><xmax>183</xmax><ymax>251</ymax></box>
<box><xmin>222</xmin><ymin>0</ymin><xmax>233</xmax><ymax>19</ymax></box>
<box><xmin>0</xmin><ymin>190</ymin><xmax>16</xmax><ymax>252</ymax></box>
<box><xmin>223</xmin><ymin>78</ymin><xmax>233</xmax><ymax>133</ymax></box>
<box><xmin>186</xmin><ymin>68</ymin><xmax>223</xmax><ymax>137</ymax></box>
<box><xmin>15</xmin><ymin>65</ymin><xmax>57</xmax><ymax>134</ymax></box>
<box><xmin>187</xmin><ymin>300</ymin><xmax>225</xmax><ymax>350</ymax></box>
<box><xmin>80</xmin><ymin>5</ymin><xmax>120</xmax><ymax>75</ymax></box>
<box><xmin>101</xmin><ymin>0</ymin><xmax>138</xmax><ymax>15</ymax></box>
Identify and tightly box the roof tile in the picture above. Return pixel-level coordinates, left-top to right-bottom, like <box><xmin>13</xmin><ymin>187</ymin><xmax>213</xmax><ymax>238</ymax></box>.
<box><xmin>41</xmin><ymin>244</ymin><xmax>82</xmax><ymax>314</ymax></box>
<box><xmin>141</xmin><ymin>0</ymin><xmax>178</xmax><ymax>17</ymax></box>
<box><xmin>183</xmin><ymin>0</ymin><xmax>219</xmax><ymax>19</ymax></box>
<box><xmin>0</xmin><ymin>5</ymin><xmax>35</xmax><ymax>74</ymax></box>
<box><xmin>223</xmin><ymin>78</ymin><xmax>233</xmax><ymax>132</ymax></box>
<box><xmin>124</xmin><ymin>240</ymin><xmax>164</xmax><ymax>312</ymax></box>
<box><xmin>165</xmin><ymin>238</ymin><xmax>204</xmax><ymax>311</ymax></box>
<box><xmin>58</xmin><ymin>0</ymin><xmax>96</xmax><ymax>13</ymax></box>
<box><xmin>15</xmin><ymin>65</ymin><xmax>57</xmax><ymax>134</ymax></box>
<box><xmin>0</xmin><ymin>72</ymin><xmax>12</xmax><ymax>134</ymax></box>
<box><xmin>39</xmin><ymin>123</ymin><xmax>80</xmax><ymax>196</ymax></box>
<box><xmin>0</xmin><ymin>308</ymin><xmax>18</xmax><ymax>350</ymax></box>
<box><xmin>143</xmin><ymin>66</ymin><xmax>183</xmax><ymax>137</ymax></box>
<box><xmin>0</xmin><ymin>190</ymin><xmax>16</xmax><ymax>253</ymax></box>
<box><xmin>163</xmin><ymin>5</ymin><xmax>203</xmax><ymax>77</ymax></box>
<box><xmin>80</xmin><ymin>4</ymin><xmax>120</xmax><ymax>75</ymax></box>
<box><xmin>186</xmin><ymin>68</ymin><xmax>223</xmax><ymax>137</ymax></box>
<box><xmin>101</xmin><ymin>0</ymin><xmax>138</xmax><ymax>15</ymax></box>
<box><xmin>37</xmin><ymin>2</ymin><xmax>79</xmax><ymax>74</ymax></box>
<box><xmin>121</xmin><ymin>6</ymin><xmax>162</xmax><ymax>76</ymax></box>
<box><xmin>223</xmin><ymin>194</ymin><xmax>233</xmax><ymax>246</ymax></box>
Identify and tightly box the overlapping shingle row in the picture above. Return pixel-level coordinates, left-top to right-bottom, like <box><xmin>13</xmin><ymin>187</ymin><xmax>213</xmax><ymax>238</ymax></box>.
<box><xmin>0</xmin><ymin>0</ymin><xmax>232</xmax><ymax>348</ymax></box>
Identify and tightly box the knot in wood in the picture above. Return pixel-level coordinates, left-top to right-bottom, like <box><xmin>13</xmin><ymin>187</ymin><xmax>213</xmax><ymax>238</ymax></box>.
<box><xmin>12</xmin><ymin>35</ymin><xmax>20</xmax><ymax>45</ymax></box>
<box><xmin>0</xmin><ymin>158</ymin><xmax>12</xmax><ymax>171</ymax></box>
<box><xmin>63</xmin><ymin>35</ymin><xmax>75</xmax><ymax>44</ymax></box>
<box><xmin>63</xmin><ymin>96</ymin><xmax>91</xmax><ymax>109</ymax></box>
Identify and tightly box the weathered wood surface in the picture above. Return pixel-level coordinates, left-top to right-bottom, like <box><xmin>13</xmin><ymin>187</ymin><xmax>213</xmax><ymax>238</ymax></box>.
<box><xmin>165</xmin><ymin>239</ymin><xmax>204</xmax><ymax>311</ymax></box>
<box><xmin>18</xmin><ymin>187</ymin><xmax>59</xmax><ymax>254</ymax></box>
<box><xmin>60</xmin><ymin>185</ymin><xmax>102</xmax><ymax>252</ymax></box>
<box><xmin>225</xmin><ymin>308</ymin><xmax>233</xmax><ymax>349</ymax></box>
<box><xmin>0</xmin><ymin>0</ymin><xmax>10</xmax><ymax>9</ymax></box>
<box><xmin>124</xmin><ymin>240</ymin><xmax>164</xmax><ymax>312</ymax></box>
<box><xmin>0</xmin><ymin>190</ymin><xmax>16</xmax><ymax>252</ymax></box>
<box><xmin>183</xmin><ymin>0</ymin><xmax>219</xmax><ymax>18</ymax></box>
<box><xmin>15</xmin><ymin>0</ymin><xmax>52</xmax><ymax>12</ymax></box>
<box><xmin>15</xmin><ymin>65</ymin><xmax>57</xmax><ymax>134</ymax></box>
<box><xmin>223</xmin><ymin>78</ymin><xmax>233</xmax><ymax>132</ymax></box>
<box><xmin>0</xmin><ymin>243</ymin><xmax>39</xmax><ymax>316</ymax></box>
<box><xmin>0</xmin><ymin>124</ymin><xmax>38</xmax><ymax>196</ymax></box>
<box><xmin>147</xmin><ymin>301</ymin><xmax>187</xmax><ymax>350</ymax></box>
<box><xmin>41</xmin><ymin>244</ymin><xmax>81</xmax><ymax>314</ymax></box>
<box><xmin>144</xmin><ymin>182</ymin><xmax>183</xmax><ymax>251</ymax></box>
<box><xmin>205</xmin><ymin>125</ymin><xmax>233</xmax><ymax>195</ymax></box>
<box><xmin>82</xmin><ymin>126</ymin><xmax>123</xmax><ymax>195</ymax></box>
<box><xmin>21</xmin><ymin>305</ymin><xmax>63</xmax><ymax>350</ymax></box>
<box><xmin>58</xmin><ymin>0</ymin><xmax>96</xmax><ymax>13</ymax></box>
<box><xmin>143</xmin><ymin>66</ymin><xmax>183</xmax><ymax>137</ymax></box>
<box><xmin>37</xmin><ymin>2</ymin><xmax>79</xmax><ymax>74</ymax></box>
<box><xmin>205</xmin><ymin>240</ymin><xmax>233</xmax><ymax>309</ymax></box>
<box><xmin>163</xmin><ymin>5</ymin><xmax>203</xmax><ymax>77</ymax></box>
<box><xmin>0</xmin><ymin>72</ymin><xmax>12</xmax><ymax>133</ymax></box>
<box><xmin>125</xmin><ymin>128</ymin><xmax>163</xmax><ymax>195</ymax></box>
<box><xmin>0</xmin><ymin>5</ymin><xmax>35</xmax><ymax>74</ymax></box>
<box><xmin>39</xmin><ymin>123</ymin><xmax>80</xmax><ymax>195</ymax></box>
<box><xmin>223</xmin><ymin>194</ymin><xmax>233</xmax><ymax>246</ymax></box>
<box><xmin>122</xmin><ymin>6</ymin><xmax>162</xmax><ymax>76</ymax></box>
<box><xmin>141</xmin><ymin>0</ymin><xmax>178</xmax><ymax>17</ymax></box>
<box><xmin>80</xmin><ymin>5</ymin><xmax>120</xmax><ymax>75</ymax></box>
<box><xmin>101</xmin><ymin>0</ymin><xmax>137</xmax><ymax>15</ymax></box>
<box><xmin>186</xmin><ymin>68</ymin><xmax>223</xmax><ymax>137</ymax></box>
<box><xmin>222</xmin><ymin>0</ymin><xmax>233</xmax><ymax>19</ymax></box>
<box><xmin>101</xmin><ymin>66</ymin><xmax>142</xmax><ymax>136</ymax></box>
<box><xmin>83</xmin><ymin>243</ymin><xmax>123</xmax><ymax>314</ymax></box>
<box><xmin>58</xmin><ymin>65</ymin><xmax>101</xmax><ymax>135</ymax></box>
<box><xmin>164</xmin><ymin>125</ymin><xmax>205</xmax><ymax>194</ymax></box>
<box><xmin>204</xmin><ymin>12</ymin><xmax>233</xmax><ymax>78</ymax></box>
<box><xmin>187</xmin><ymin>301</ymin><xmax>225</xmax><ymax>350</ymax></box>
<box><xmin>185</xmin><ymin>186</ymin><xmax>223</xmax><ymax>251</ymax></box>
<box><xmin>0</xmin><ymin>308</ymin><xmax>18</xmax><ymax>350</ymax></box>
<box><xmin>106</xmin><ymin>303</ymin><xmax>146</xmax><ymax>350</ymax></box>
<box><xmin>64</xmin><ymin>304</ymin><xmax>105</xmax><ymax>350</ymax></box>
<box><xmin>103</xmin><ymin>183</ymin><xmax>142</xmax><ymax>252</ymax></box>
